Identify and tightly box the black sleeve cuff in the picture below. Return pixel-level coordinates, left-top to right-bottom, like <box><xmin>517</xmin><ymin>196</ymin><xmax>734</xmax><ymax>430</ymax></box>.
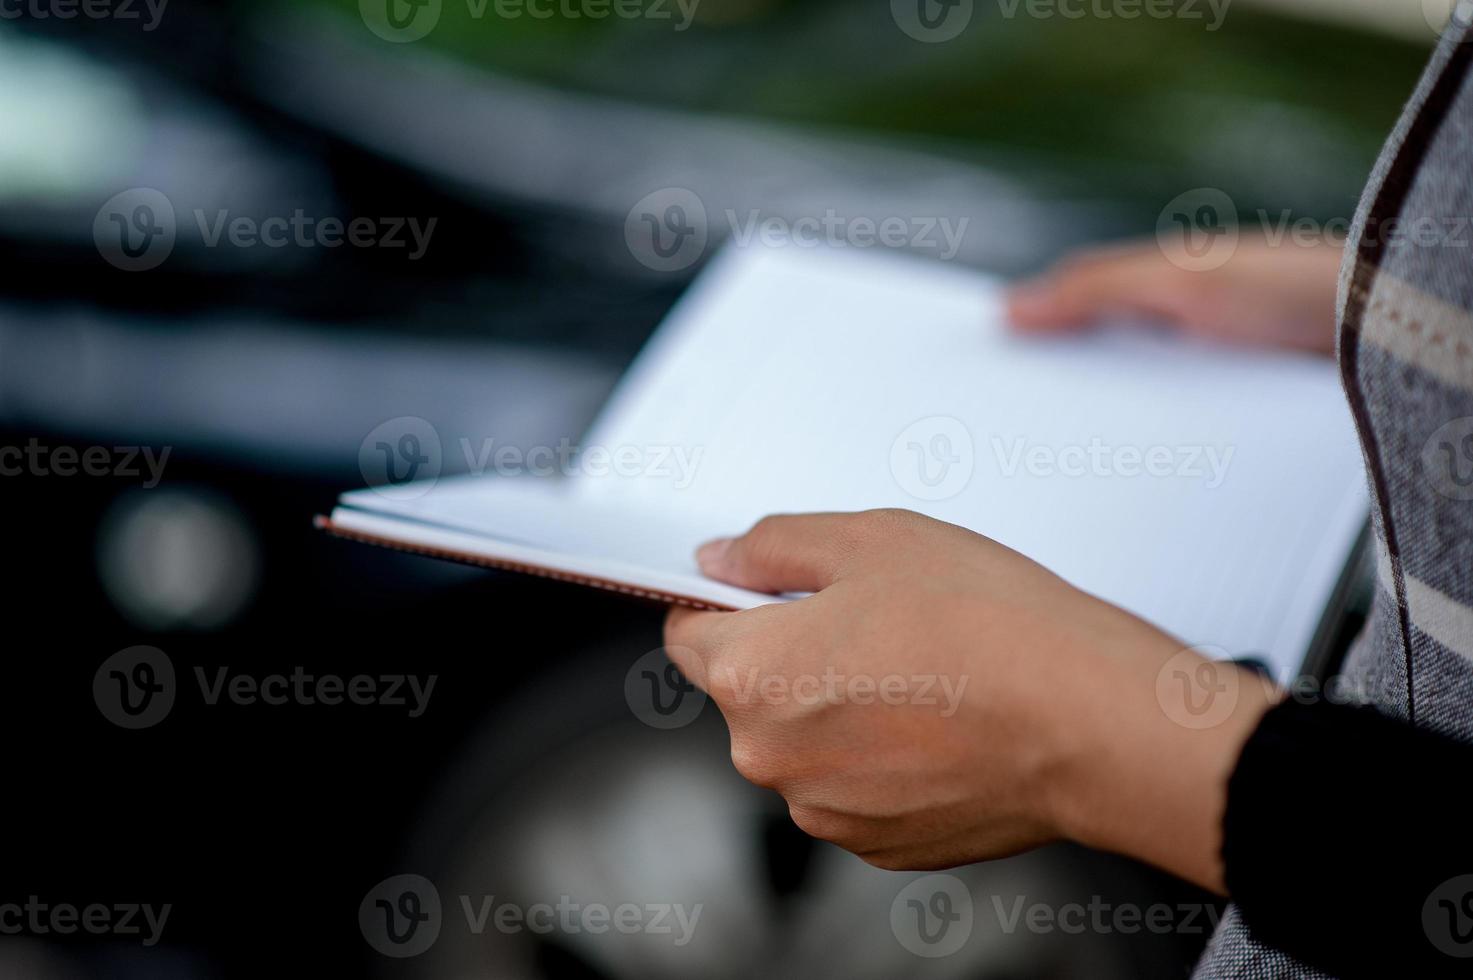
<box><xmin>1222</xmin><ymin>698</ymin><xmax>1473</xmax><ymax>978</ymax></box>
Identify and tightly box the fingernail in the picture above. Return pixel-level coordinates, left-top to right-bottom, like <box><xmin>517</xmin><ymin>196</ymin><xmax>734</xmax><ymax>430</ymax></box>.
<box><xmin>1005</xmin><ymin>284</ymin><xmax>1053</xmax><ymax>323</ymax></box>
<box><xmin>696</xmin><ymin>537</ymin><xmax>733</xmax><ymax>571</ymax></box>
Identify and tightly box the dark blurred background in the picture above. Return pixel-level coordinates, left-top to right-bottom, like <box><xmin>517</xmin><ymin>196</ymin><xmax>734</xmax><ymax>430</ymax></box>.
<box><xmin>0</xmin><ymin>1</ymin><xmax>1436</xmax><ymax>976</ymax></box>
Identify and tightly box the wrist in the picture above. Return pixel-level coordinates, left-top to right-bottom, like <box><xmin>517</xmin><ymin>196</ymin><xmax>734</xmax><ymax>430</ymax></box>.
<box><xmin>1044</xmin><ymin>638</ymin><xmax>1280</xmax><ymax>894</ymax></box>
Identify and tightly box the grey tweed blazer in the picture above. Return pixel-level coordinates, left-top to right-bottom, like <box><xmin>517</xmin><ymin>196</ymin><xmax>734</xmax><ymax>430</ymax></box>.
<box><xmin>1195</xmin><ymin>12</ymin><xmax>1473</xmax><ymax>979</ymax></box>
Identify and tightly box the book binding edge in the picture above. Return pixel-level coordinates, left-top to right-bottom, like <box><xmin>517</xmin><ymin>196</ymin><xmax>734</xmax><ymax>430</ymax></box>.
<box><xmin>313</xmin><ymin>515</ymin><xmax>738</xmax><ymax>612</ymax></box>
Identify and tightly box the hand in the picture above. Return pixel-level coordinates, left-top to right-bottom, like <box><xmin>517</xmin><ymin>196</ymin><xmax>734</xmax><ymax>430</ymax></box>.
<box><xmin>1006</xmin><ymin>238</ymin><xmax>1344</xmax><ymax>355</ymax></box>
<box><xmin>664</xmin><ymin>510</ymin><xmax>1278</xmax><ymax>891</ymax></box>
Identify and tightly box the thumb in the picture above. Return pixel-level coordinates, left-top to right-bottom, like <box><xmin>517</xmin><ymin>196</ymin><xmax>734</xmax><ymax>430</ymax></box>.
<box><xmin>695</xmin><ymin>511</ymin><xmax>895</xmax><ymax>595</ymax></box>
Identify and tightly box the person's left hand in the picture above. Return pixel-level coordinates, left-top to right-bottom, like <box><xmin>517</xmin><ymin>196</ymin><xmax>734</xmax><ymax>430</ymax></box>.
<box><xmin>663</xmin><ymin>509</ymin><xmax>1275</xmax><ymax>890</ymax></box>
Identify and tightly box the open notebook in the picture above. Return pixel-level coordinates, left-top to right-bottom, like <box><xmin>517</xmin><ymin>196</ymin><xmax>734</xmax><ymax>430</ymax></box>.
<box><xmin>320</xmin><ymin>242</ymin><xmax>1369</xmax><ymax>681</ymax></box>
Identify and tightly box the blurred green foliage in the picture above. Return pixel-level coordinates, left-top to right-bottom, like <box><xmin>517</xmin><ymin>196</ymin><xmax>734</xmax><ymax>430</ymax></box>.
<box><xmin>320</xmin><ymin>0</ymin><xmax>1431</xmax><ymax>216</ymax></box>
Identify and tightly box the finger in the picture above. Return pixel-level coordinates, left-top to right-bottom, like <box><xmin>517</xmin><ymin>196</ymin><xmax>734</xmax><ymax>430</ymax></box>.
<box><xmin>1005</xmin><ymin>284</ymin><xmax>1096</xmax><ymax>333</ymax></box>
<box><xmin>695</xmin><ymin>510</ymin><xmax>909</xmax><ymax>595</ymax></box>
<box><xmin>663</xmin><ymin>606</ymin><xmax>735</xmax><ymax>691</ymax></box>
<box><xmin>664</xmin><ymin>602</ymin><xmax>801</xmax><ymax>701</ymax></box>
<box><xmin>1006</xmin><ymin>244</ymin><xmax>1188</xmax><ymax>331</ymax></box>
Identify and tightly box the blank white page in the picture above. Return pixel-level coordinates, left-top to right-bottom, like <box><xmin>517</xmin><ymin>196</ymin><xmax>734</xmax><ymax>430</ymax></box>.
<box><xmin>572</xmin><ymin>242</ymin><xmax>1368</xmax><ymax>678</ymax></box>
<box><xmin>334</xmin><ymin>476</ymin><xmax>777</xmax><ymax>610</ymax></box>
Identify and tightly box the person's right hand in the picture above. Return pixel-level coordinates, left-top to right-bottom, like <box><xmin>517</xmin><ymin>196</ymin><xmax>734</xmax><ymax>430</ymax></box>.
<box><xmin>1005</xmin><ymin>238</ymin><xmax>1344</xmax><ymax>355</ymax></box>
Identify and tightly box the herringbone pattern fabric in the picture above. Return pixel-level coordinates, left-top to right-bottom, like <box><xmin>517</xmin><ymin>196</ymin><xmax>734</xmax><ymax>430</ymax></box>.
<box><xmin>1193</xmin><ymin>14</ymin><xmax>1473</xmax><ymax>978</ymax></box>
